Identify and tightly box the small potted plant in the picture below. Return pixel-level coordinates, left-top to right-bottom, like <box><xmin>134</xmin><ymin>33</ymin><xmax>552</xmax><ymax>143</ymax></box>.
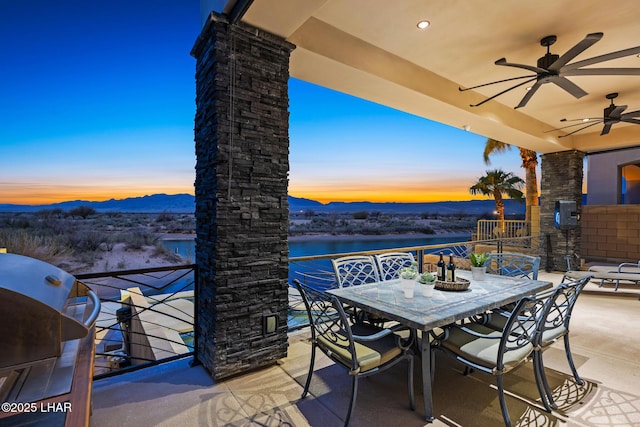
<box><xmin>399</xmin><ymin>262</ymin><xmax>419</xmax><ymax>298</ymax></box>
<box><xmin>418</xmin><ymin>271</ymin><xmax>436</xmax><ymax>296</ymax></box>
<box><xmin>470</xmin><ymin>252</ymin><xmax>490</xmax><ymax>280</ymax></box>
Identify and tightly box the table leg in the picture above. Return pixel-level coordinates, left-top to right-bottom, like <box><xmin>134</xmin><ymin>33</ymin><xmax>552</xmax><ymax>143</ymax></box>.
<box><xmin>422</xmin><ymin>333</ymin><xmax>435</xmax><ymax>422</ymax></box>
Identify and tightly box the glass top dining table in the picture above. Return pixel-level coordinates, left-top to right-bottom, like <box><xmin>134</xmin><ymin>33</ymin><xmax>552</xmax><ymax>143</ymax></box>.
<box><xmin>327</xmin><ymin>269</ymin><xmax>553</xmax><ymax>422</ymax></box>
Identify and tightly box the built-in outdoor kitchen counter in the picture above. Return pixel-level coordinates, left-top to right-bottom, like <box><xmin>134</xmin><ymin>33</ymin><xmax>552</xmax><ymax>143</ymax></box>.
<box><xmin>0</xmin><ymin>253</ymin><xmax>100</xmax><ymax>426</ymax></box>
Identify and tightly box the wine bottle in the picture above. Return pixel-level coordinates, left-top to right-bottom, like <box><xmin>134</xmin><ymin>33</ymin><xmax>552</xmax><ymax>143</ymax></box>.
<box><xmin>437</xmin><ymin>252</ymin><xmax>445</xmax><ymax>281</ymax></box>
<box><xmin>446</xmin><ymin>254</ymin><xmax>456</xmax><ymax>282</ymax></box>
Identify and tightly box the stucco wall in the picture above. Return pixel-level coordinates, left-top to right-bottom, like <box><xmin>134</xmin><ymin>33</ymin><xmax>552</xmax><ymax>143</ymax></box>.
<box><xmin>587</xmin><ymin>148</ymin><xmax>640</xmax><ymax>205</ymax></box>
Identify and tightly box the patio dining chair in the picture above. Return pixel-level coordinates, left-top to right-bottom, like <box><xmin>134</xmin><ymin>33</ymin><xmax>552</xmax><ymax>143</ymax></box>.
<box><xmin>331</xmin><ymin>255</ymin><xmax>380</xmax><ymax>288</ymax></box>
<box><xmin>374</xmin><ymin>252</ymin><xmax>416</xmax><ymax>281</ymax></box>
<box><xmin>294</xmin><ymin>280</ymin><xmax>415</xmax><ymax>427</ymax></box>
<box><xmin>432</xmin><ymin>292</ymin><xmax>551</xmax><ymax>427</ymax></box>
<box><xmin>485</xmin><ymin>252</ymin><xmax>541</xmax><ymax>280</ymax></box>
<box><xmin>482</xmin><ymin>275</ymin><xmax>591</xmax><ymax>412</ymax></box>
<box><xmin>331</xmin><ymin>255</ymin><xmax>384</xmax><ymax>323</ymax></box>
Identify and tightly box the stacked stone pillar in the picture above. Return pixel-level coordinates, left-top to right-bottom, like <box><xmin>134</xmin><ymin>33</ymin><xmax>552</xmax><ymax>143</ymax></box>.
<box><xmin>539</xmin><ymin>150</ymin><xmax>585</xmax><ymax>271</ymax></box>
<box><xmin>191</xmin><ymin>13</ymin><xmax>294</xmax><ymax>379</ymax></box>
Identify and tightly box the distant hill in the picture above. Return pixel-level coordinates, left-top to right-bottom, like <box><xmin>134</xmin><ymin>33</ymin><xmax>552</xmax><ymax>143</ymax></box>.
<box><xmin>0</xmin><ymin>193</ymin><xmax>525</xmax><ymax>215</ymax></box>
<box><xmin>302</xmin><ymin>199</ymin><xmax>525</xmax><ymax>215</ymax></box>
<box><xmin>0</xmin><ymin>193</ymin><xmax>196</xmax><ymax>213</ymax></box>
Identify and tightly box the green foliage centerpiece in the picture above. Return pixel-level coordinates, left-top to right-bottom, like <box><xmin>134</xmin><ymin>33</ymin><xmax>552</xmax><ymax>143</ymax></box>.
<box><xmin>470</xmin><ymin>252</ymin><xmax>490</xmax><ymax>280</ymax></box>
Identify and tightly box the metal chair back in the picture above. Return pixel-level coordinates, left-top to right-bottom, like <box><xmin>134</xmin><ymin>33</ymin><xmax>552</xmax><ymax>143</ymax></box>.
<box><xmin>374</xmin><ymin>252</ymin><xmax>416</xmax><ymax>281</ymax></box>
<box><xmin>485</xmin><ymin>252</ymin><xmax>541</xmax><ymax>280</ymax></box>
<box><xmin>331</xmin><ymin>255</ymin><xmax>380</xmax><ymax>288</ymax></box>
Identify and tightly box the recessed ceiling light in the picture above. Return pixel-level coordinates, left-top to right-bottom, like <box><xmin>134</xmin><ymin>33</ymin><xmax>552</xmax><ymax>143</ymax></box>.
<box><xmin>526</xmin><ymin>86</ymin><xmax>532</xmax><ymax>91</ymax></box>
<box><xmin>416</xmin><ymin>20</ymin><xmax>430</xmax><ymax>30</ymax></box>
<box><xmin>582</xmin><ymin>118</ymin><xmax>590</xmax><ymax>122</ymax></box>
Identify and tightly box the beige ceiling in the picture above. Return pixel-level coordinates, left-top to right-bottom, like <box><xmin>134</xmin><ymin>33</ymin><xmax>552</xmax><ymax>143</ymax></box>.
<box><xmin>240</xmin><ymin>0</ymin><xmax>640</xmax><ymax>154</ymax></box>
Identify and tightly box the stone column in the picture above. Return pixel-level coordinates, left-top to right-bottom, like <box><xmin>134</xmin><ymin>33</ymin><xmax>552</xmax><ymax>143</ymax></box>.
<box><xmin>191</xmin><ymin>13</ymin><xmax>294</xmax><ymax>379</ymax></box>
<box><xmin>539</xmin><ymin>150</ymin><xmax>584</xmax><ymax>271</ymax></box>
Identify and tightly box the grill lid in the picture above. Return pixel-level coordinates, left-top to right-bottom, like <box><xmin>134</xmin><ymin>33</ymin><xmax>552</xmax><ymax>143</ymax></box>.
<box><xmin>0</xmin><ymin>253</ymin><xmax>76</xmax><ymax>312</ymax></box>
<box><xmin>0</xmin><ymin>253</ymin><xmax>98</xmax><ymax>369</ymax></box>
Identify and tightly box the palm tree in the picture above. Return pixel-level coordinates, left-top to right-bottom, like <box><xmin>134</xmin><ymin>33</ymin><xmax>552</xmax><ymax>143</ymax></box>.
<box><xmin>483</xmin><ymin>139</ymin><xmax>538</xmax><ymax>223</ymax></box>
<box><xmin>469</xmin><ymin>169</ymin><xmax>524</xmax><ymax>227</ymax></box>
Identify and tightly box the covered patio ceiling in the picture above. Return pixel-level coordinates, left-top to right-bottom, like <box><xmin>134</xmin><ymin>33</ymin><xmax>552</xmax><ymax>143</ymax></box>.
<box><xmin>228</xmin><ymin>0</ymin><xmax>640</xmax><ymax>154</ymax></box>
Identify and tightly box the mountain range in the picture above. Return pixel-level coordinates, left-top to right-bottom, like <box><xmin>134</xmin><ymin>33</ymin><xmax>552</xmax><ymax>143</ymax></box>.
<box><xmin>0</xmin><ymin>193</ymin><xmax>526</xmax><ymax>215</ymax></box>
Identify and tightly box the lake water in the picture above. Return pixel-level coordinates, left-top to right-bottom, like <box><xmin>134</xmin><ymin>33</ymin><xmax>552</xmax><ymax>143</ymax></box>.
<box><xmin>162</xmin><ymin>234</ymin><xmax>471</xmax><ymax>259</ymax></box>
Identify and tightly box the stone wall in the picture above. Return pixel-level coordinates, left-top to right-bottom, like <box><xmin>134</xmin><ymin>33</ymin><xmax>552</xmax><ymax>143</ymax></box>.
<box><xmin>192</xmin><ymin>13</ymin><xmax>294</xmax><ymax>379</ymax></box>
<box><xmin>581</xmin><ymin>205</ymin><xmax>640</xmax><ymax>262</ymax></box>
<box><xmin>539</xmin><ymin>150</ymin><xmax>584</xmax><ymax>271</ymax></box>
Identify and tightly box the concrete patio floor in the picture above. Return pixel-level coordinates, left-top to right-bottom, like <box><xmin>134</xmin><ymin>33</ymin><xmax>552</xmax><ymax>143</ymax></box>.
<box><xmin>91</xmin><ymin>272</ymin><xmax>640</xmax><ymax>426</ymax></box>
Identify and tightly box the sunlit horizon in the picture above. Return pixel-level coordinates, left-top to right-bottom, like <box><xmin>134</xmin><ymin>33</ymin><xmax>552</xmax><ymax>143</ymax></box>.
<box><xmin>1</xmin><ymin>189</ymin><xmax>505</xmax><ymax>207</ymax></box>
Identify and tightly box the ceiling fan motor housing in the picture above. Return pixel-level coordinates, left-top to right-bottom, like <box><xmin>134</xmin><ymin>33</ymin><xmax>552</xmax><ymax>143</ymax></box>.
<box><xmin>537</xmin><ymin>53</ymin><xmax>559</xmax><ymax>70</ymax></box>
<box><xmin>604</xmin><ymin>105</ymin><xmax>620</xmax><ymax>123</ymax></box>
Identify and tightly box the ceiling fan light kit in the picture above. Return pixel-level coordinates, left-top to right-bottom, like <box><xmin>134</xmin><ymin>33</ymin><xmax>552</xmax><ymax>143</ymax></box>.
<box><xmin>460</xmin><ymin>32</ymin><xmax>640</xmax><ymax>109</ymax></box>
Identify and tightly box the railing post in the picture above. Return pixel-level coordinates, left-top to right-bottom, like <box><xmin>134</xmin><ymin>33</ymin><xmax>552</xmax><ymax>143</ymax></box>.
<box><xmin>417</xmin><ymin>249</ymin><xmax>424</xmax><ymax>272</ymax></box>
<box><xmin>190</xmin><ymin>265</ymin><xmax>200</xmax><ymax>367</ymax></box>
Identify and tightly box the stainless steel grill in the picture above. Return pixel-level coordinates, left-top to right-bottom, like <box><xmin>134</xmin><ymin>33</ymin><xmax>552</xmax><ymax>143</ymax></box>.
<box><xmin>0</xmin><ymin>253</ymin><xmax>100</xmax><ymax>425</ymax></box>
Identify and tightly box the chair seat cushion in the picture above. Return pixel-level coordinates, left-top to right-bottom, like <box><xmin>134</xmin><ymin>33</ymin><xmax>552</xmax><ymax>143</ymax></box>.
<box><xmin>540</xmin><ymin>325</ymin><xmax>567</xmax><ymax>346</ymax></box>
<box><xmin>441</xmin><ymin>323</ymin><xmax>533</xmax><ymax>373</ymax></box>
<box><xmin>486</xmin><ymin>312</ymin><xmax>567</xmax><ymax>347</ymax></box>
<box><xmin>318</xmin><ymin>323</ymin><xmax>401</xmax><ymax>373</ymax></box>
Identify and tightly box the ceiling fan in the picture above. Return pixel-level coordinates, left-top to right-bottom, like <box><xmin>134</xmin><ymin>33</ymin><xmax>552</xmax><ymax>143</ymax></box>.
<box><xmin>460</xmin><ymin>32</ymin><xmax>640</xmax><ymax>108</ymax></box>
<box><xmin>547</xmin><ymin>93</ymin><xmax>640</xmax><ymax>137</ymax></box>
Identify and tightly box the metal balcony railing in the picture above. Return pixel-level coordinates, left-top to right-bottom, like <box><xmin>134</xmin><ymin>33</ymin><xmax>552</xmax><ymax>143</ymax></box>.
<box><xmin>82</xmin><ymin>234</ymin><xmax>540</xmax><ymax>378</ymax></box>
<box><xmin>476</xmin><ymin>219</ymin><xmax>529</xmax><ymax>240</ymax></box>
<box><xmin>76</xmin><ymin>265</ymin><xmax>197</xmax><ymax>379</ymax></box>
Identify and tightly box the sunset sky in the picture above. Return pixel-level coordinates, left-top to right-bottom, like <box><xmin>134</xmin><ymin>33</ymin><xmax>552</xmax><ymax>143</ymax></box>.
<box><xmin>1</xmin><ymin>1</ymin><xmax>527</xmax><ymax>206</ymax></box>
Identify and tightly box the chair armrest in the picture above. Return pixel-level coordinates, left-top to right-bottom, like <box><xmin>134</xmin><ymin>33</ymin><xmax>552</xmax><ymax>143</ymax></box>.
<box><xmin>353</xmin><ymin>326</ymin><xmax>416</xmax><ymax>351</ymax></box>
<box><xmin>448</xmin><ymin>323</ymin><xmax>502</xmax><ymax>340</ymax></box>
<box><xmin>617</xmin><ymin>263</ymin><xmax>640</xmax><ymax>273</ymax></box>
<box><xmin>352</xmin><ymin>328</ymin><xmax>396</xmax><ymax>342</ymax></box>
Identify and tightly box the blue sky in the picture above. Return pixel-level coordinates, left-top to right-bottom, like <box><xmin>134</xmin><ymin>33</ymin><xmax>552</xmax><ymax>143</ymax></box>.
<box><xmin>0</xmin><ymin>0</ymin><xmax>526</xmax><ymax>205</ymax></box>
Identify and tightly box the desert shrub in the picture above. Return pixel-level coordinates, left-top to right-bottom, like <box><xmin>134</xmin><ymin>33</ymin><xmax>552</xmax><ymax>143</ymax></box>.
<box><xmin>67</xmin><ymin>205</ymin><xmax>97</xmax><ymax>219</ymax></box>
<box><xmin>0</xmin><ymin>229</ymin><xmax>71</xmax><ymax>263</ymax></box>
<box><xmin>2</xmin><ymin>216</ymin><xmax>32</xmax><ymax>229</ymax></box>
<box><xmin>123</xmin><ymin>228</ymin><xmax>158</xmax><ymax>250</ymax></box>
<box><xmin>36</xmin><ymin>208</ymin><xmax>64</xmax><ymax>219</ymax></box>
<box><xmin>152</xmin><ymin>242</ymin><xmax>183</xmax><ymax>263</ymax></box>
<box><xmin>101</xmin><ymin>234</ymin><xmax>117</xmax><ymax>251</ymax></box>
<box><xmin>352</xmin><ymin>211</ymin><xmax>369</xmax><ymax>220</ymax></box>
<box><xmin>156</xmin><ymin>211</ymin><xmax>175</xmax><ymax>222</ymax></box>
<box><xmin>65</xmin><ymin>230</ymin><xmax>105</xmax><ymax>252</ymax></box>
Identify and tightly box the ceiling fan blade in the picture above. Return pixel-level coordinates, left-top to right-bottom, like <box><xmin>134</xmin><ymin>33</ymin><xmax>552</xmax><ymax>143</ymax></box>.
<box><xmin>558</xmin><ymin>121</ymin><xmax>601</xmax><ymax>138</ymax></box>
<box><xmin>469</xmin><ymin>77</ymin><xmax>537</xmax><ymax>107</ymax></box>
<box><xmin>610</xmin><ymin>105</ymin><xmax>628</xmax><ymax>118</ymax></box>
<box><xmin>565</xmin><ymin>67</ymin><xmax>640</xmax><ymax>76</ymax></box>
<box><xmin>622</xmin><ymin>118</ymin><xmax>640</xmax><ymax>125</ymax></box>
<box><xmin>601</xmin><ymin>123</ymin><xmax>613</xmax><ymax>135</ymax></box>
<box><xmin>544</xmin><ymin>119</ymin><xmax>602</xmax><ymax>132</ymax></box>
<box><xmin>621</xmin><ymin>110</ymin><xmax>640</xmax><ymax>119</ymax></box>
<box><xmin>495</xmin><ymin>58</ymin><xmax>546</xmax><ymax>74</ymax></box>
<box><xmin>564</xmin><ymin>45</ymin><xmax>640</xmax><ymax>70</ymax></box>
<box><xmin>459</xmin><ymin>74</ymin><xmax>535</xmax><ymax>92</ymax></box>
<box><xmin>548</xmin><ymin>32</ymin><xmax>603</xmax><ymax>72</ymax></box>
<box><xmin>551</xmin><ymin>77</ymin><xmax>588</xmax><ymax>99</ymax></box>
<box><xmin>560</xmin><ymin>117</ymin><xmax>600</xmax><ymax>123</ymax></box>
<box><xmin>515</xmin><ymin>81</ymin><xmax>542</xmax><ymax>109</ymax></box>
